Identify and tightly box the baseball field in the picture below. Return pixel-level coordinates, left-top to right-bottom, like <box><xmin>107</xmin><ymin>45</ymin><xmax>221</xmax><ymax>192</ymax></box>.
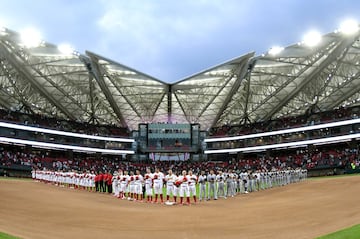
<box><xmin>1</xmin><ymin>175</ymin><xmax>360</xmax><ymax>239</ymax></box>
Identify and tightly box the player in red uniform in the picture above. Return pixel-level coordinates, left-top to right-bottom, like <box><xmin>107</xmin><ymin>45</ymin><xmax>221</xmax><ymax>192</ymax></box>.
<box><xmin>98</xmin><ymin>171</ymin><xmax>105</xmax><ymax>192</ymax></box>
<box><xmin>107</xmin><ymin>172</ymin><xmax>113</xmax><ymax>194</ymax></box>
<box><xmin>94</xmin><ymin>172</ymin><xmax>100</xmax><ymax>192</ymax></box>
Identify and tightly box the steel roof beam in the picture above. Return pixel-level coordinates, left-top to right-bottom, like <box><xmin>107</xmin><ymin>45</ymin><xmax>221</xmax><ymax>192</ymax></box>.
<box><xmin>0</xmin><ymin>44</ymin><xmax>76</xmax><ymax>120</ymax></box>
<box><xmin>261</xmin><ymin>37</ymin><xmax>355</xmax><ymax>121</ymax></box>
<box><xmin>210</xmin><ymin>53</ymin><xmax>254</xmax><ymax>128</ymax></box>
<box><xmin>173</xmin><ymin>92</ymin><xmax>191</xmax><ymax>122</ymax></box>
<box><xmin>327</xmin><ymin>76</ymin><xmax>360</xmax><ymax>109</ymax></box>
<box><xmin>0</xmin><ymin>96</ymin><xmax>11</xmax><ymax>110</ymax></box>
<box><xmin>85</xmin><ymin>55</ymin><xmax>128</xmax><ymax>128</ymax></box>
<box><xmin>328</xmin><ymin>84</ymin><xmax>360</xmax><ymax>108</ymax></box>
<box><xmin>103</xmin><ymin>72</ymin><xmax>144</xmax><ymax>119</ymax></box>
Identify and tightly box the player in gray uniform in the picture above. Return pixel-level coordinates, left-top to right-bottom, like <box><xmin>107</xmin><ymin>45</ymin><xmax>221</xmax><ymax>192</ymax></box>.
<box><xmin>198</xmin><ymin>170</ymin><xmax>207</xmax><ymax>201</ymax></box>
<box><xmin>253</xmin><ymin>170</ymin><xmax>261</xmax><ymax>191</ymax></box>
<box><xmin>248</xmin><ymin>171</ymin><xmax>255</xmax><ymax>192</ymax></box>
<box><xmin>207</xmin><ymin>170</ymin><xmax>217</xmax><ymax>200</ymax></box>
<box><xmin>286</xmin><ymin>169</ymin><xmax>291</xmax><ymax>185</ymax></box>
<box><xmin>241</xmin><ymin>171</ymin><xmax>249</xmax><ymax>194</ymax></box>
<box><xmin>216</xmin><ymin>171</ymin><xmax>226</xmax><ymax>199</ymax></box>
<box><xmin>264</xmin><ymin>171</ymin><xmax>270</xmax><ymax>189</ymax></box>
<box><xmin>234</xmin><ymin>172</ymin><xmax>241</xmax><ymax>194</ymax></box>
<box><xmin>260</xmin><ymin>170</ymin><xmax>266</xmax><ymax>190</ymax></box>
<box><xmin>226</xmin><ymin>169</ymin><xmax>235</xmax><ymax>197</ymax></box>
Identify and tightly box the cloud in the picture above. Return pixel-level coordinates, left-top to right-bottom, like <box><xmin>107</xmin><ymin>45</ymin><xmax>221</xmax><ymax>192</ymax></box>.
<box><xmin>1</xmin><ymin>0</ymin><xmax>359</xmax><ymax>82</ymax></box>
<box><xmin>94</xmin><ymin>0</ymin><xmax>253</xmax><ymax>81</ymax></box>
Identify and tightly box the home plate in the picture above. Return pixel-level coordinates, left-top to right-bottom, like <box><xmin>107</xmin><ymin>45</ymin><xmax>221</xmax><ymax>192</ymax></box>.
<box><xmin>165</xmin><ymin>201</ymin><xmax>176</xmax><ymax>206</ymax></box>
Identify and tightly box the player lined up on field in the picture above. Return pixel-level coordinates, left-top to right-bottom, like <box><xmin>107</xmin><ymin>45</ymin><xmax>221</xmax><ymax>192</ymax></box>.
<box><xmin>32</xmin><ymin>168</ymin><xmax>307</xmax><ymax>205</ymax></box>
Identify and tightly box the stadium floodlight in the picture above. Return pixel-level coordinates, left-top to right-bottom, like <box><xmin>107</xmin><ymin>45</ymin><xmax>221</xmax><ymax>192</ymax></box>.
<box><xmin>268</xmin><ymin>46</ymin><xmax>284</xmax><ymax>56</ymax></box>
<box><xmin>303</xmin><ymin>30</ymin><xmax>322</xmax><ymax>47</ymax></box>
<box><xmin>339</xmin><ymin>19</ymin><xmax>359</xmax><ymax>35</ymax></box>
<box><xmin>0</xmin><ymin>21</ymin><xmax>6</xmax><ymax>36</ymax></box>
<box><xmin>0</xmin><ymin>27</ymin><xmax>6</xmax><ymax>36</ymax></box>
<box><xmin>20</xmin><ymin>27</ymin><xmax>42</xmax><ymax>48</ymax></box>
<box><xmin>58</xmin><ymin>43</ymin><xmax>74</xmax><ymax>55</ymax></box>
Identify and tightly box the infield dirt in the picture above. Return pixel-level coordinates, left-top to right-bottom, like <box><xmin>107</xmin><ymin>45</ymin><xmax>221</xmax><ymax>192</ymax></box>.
<box><xmin>1</xmin><ymin>176</ymin><xmax>360</xmax><ymax>239</ymax></box>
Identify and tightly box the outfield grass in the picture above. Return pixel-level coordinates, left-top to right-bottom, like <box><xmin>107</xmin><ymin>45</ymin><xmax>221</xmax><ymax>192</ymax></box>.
<box><xmin>0</xmin><ymin>232</ymin><xmax>20</xmax><ymax>239</ymax></box>
<box><xmin>316</xmin><ymin>224</ymin><xmax>360</xmax><ymax>239</ymax></box>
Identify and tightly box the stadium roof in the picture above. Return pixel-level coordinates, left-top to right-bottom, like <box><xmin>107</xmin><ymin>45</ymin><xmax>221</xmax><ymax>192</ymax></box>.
<box><xmin>0</xmin><ymin>25</ymin><xmax>359</xmax><ymax>131</ymax></box>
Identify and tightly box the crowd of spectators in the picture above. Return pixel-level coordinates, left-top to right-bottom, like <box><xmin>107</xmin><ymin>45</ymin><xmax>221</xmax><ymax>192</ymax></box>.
<box><xmin>0</xmin><ymin>109</ymin><xmax>129</xmax><ymax>137</ymax></box>
<box><xmin>1</xmin><ymin>143</ymin><xmax>359</xmax><ymax>176</ymax></box>
<box><xmin>1</xmin><ymin>106</ymin><xmax>360</xmax><ymax>176</ymax></box>
<box><xmin>209</xmin><ymin>106</ymin><xmax>359</xmax><ymax>137</ymax></box>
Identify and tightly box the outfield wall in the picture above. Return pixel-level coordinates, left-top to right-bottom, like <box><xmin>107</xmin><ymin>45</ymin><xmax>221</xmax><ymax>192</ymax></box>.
<box><xmin>0</xmin><ymin>165</ymin><xmax>31</xmax><ymax>178</ymax></box>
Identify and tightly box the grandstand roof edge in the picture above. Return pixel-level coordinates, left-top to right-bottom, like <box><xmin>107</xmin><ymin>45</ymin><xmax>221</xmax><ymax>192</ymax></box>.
<box><xmin>85</xmin><ymin>50</ymin><xmax>169</xmax><ymax>85</ymax></box>
<box><xmin>172</xmin><ymin>52</ymin><xmax>255</xmax><ymax>85</ymax></box>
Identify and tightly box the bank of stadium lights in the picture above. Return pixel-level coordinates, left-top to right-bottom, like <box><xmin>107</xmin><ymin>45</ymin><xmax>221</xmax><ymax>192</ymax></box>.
<box><xmin>58</xmin><ymin>43</ymin><xmax>80</xmax><ymax>56</ymax></box>
<box><xmin>302</xmin><ymin>30</ymin><xmax>322</xmax><ymax>47</ymax></box>
<box><xmin>338</xmin><ymin>19</ymin><xmax>359</xmax><ymax>35</ymax></box>
<box><xmin>268</xmin><ymin>46</ymin><xmax>284</xmax><ymax>56</ymax></box>
<box><xmin>57</xmin><ymin>43</ymin><xmax>75</xmax><ymax>55</ymax></box>
<box><xmin>205</xmin><ymin>69</ymin><xmax>231</xmax><ymax>76</ymax></box>
<box><xmin>20</xmin><ymin>27</ymin><xmax>43</xmax><ymax>48</ymax></box>
<box><xmin>0</xmin><ymin>21</ymin><xmax>5</xmax><ymax>34</ymax></box>
<box><xmin>0</xmin><ymin>27</ymin><xmax>6</xmax><ymax>36</ymax></box>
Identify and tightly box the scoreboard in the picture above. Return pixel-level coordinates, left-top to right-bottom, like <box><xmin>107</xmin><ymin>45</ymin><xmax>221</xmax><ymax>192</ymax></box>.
<box><xmin>136</xmin><ymin>123</ymin><xmax>200</xmax><ymax>153</ymax></box>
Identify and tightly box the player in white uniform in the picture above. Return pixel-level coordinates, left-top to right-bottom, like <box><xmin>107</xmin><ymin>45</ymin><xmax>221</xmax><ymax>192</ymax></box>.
<box><xmin>153</xmin><ymin>168</ymin><xmax>164</xmax><ymax>203</ymax></box>
<box><xmin>177</xmin><ymin>170</ymin><xmax>190</xmax><ymax>205</ymax></box>
<box><xmin>144</xmin><ymin>168</ymin><xmax>153</xmax><ymax>203</ymax></box>
<box><xmin>120</xmin><ymin>171</ymin><xmax>129</xmax><ymax>199</ymax></box>
<box><xmin>117</xmin><ymin>170</ymin><xmax>124</xmax><ymax>196</ymax></box>
<box><xmin>79</xmin><ymin>172</ymin><xmax>85</xmax><ymax>190</ymax></box>
<box><xmin>198</xmin><ymin>171</ymin><xmax>207</xmax><ymax>201</ymax></box>
<box><xmin>89</xmin><ymin>171</ymin><xmax>96</xmax><ymax>192</ymax></box>
<box><xmin>128</xmin><ymin>171</ymin><xmax>136</xmax><ymax>200</ymax></box>
<box><xmin>164</xmin><ymin>169</ymin><xmax>177</xmax><ymax>203</ymax></box>
<box><xmin>69</xmin><ymin>171</ymin><xmax>75</xmax><ymax>189</ymax></box>
<box><xmin>188</xmin><ymin>170</ymin><xmax>197</xmax><ymax>203</ymax></box>
<box><xmin>134</xmin><ymin>170</ymin><xmax>144</xmax><ymax>201</ymax></box>
<box><xmin>112</xmin><ymin>171</ymin><xmax>119</xmax><ymax>198</ymax></box>
<box><xmin>31</xmin><ymin>169</ymin><xmax>36</xmax><ymax>180</ymax></box>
